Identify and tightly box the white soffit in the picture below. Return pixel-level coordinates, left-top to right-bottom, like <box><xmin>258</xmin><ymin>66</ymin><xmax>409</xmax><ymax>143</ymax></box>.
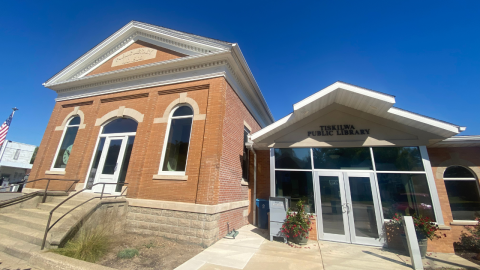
<box><xmin>429</xmin><ymin>135</ymin><xmax>480</xmax><ymax>148</ymax></box>
<box><xmin>251</xmin><ymin>82</ymin><xmax>465</xmax><ymax>142</ymax></box>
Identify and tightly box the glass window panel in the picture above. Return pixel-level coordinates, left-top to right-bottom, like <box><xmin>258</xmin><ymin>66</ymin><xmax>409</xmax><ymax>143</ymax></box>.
<box><xmin>373</xmin><ymin>147</ymin><xmax>424</xmax><ymax>171</ymax></box>
<box><xmin>274</xmin><ymin>148</ymin><xmax>311</xmax><ymax>169</ymax></box>
<box><xmin>116</xmin><ymin>136</ymin><xmax>135</xmax><ymax>192</ymax></box>
<box><xmin>86</xmin><ymin>138</ymin><xmax>106</xmax><ymax>189</ymax></box>
<box><xmin>173</xmin><ymin>106</ymin><xmax>193</xmax><ymax>117</ymax></box>
<box><xmin>377</xmin><ymin>173</ymin><xmax>435</xmax><ymax>221</ymax></box>
<box><xmin>444</xmin><ymin>166</ymin><xmax>475</xmax><ymax>178</ymax></box>
<box><xmin>102</xmin><ymin>118</ymin><xmax>138</xmax><ymax>134</ymax></box>
<box><xmin>102</xmin><ymin>139</ymin><xmax>123</xmax><ymax>174</ymax></box>
<box><xmin>53</xmin><ymin>126</ymin><xmax>79</xmax><ymax>169</ymax></box>
<box><xmin>319</xmin><ymin>176</ymin><xmax>344</xmax><ymax>234</ymax></box>
<box><xmin>275</xmin><ymin>171</ymin><xmax>315</xmax><ymax>213</ymax></box>
<box><xmin>445</xmin><ymin>181</ymin><xmax>480</xmax><ymax>220</ymax></box>
<box><xmin>313</xmin><ymin>148</ymin><xmax>372</xmax><ymax>170</ymax></box>
<box><xmin>69</xmin><ymin>116</ymin><xmax>81</xmax><ymax>125</ymax></box>
<box><xmin>349</xmin><ymin>177</ymin><xmax>379</xmax><ymax>238</ymax></box>
<box><xmin>162</xmin><ymin>118</ymin><xmax>193</xmax><ymax>172</ymax></box>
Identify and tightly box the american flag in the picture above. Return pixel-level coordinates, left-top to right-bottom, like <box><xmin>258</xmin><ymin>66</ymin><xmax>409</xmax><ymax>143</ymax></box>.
<box><xmin>0</xmin><ymin>111</ymin><xmax>15</xmax><ymax>147</ymax></box>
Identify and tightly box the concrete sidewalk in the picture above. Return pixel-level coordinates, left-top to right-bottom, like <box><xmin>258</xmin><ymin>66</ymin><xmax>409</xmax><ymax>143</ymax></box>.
<box><xmin>176</xmin><ymin>225</ymin><xmax>480</xmax><ymax>270</ymax></box>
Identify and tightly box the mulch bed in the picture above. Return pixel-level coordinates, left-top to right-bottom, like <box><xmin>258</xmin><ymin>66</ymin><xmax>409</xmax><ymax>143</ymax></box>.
<box><xmin>97</xmin><ymin>233</ymin><xmax>204</xmax><ymax>270</ymax></box>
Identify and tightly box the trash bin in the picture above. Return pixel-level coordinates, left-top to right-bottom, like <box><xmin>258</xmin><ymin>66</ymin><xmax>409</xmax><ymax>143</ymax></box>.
<box><xmin>256</xmin><ymin>199</ymin><xmax>270</xmax><ymax>229</ymax></box>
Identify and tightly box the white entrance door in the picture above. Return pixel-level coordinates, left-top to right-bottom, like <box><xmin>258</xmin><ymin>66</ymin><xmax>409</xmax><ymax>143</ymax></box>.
<box><xmin>91</xmin><ymin>136</ymin><xmax>128</xmax><ymax>194</ymax></box>
<box><xmin>315</xmin><ymin>171</ymin><xmax>384</xmax><ymax>246</ymax></box>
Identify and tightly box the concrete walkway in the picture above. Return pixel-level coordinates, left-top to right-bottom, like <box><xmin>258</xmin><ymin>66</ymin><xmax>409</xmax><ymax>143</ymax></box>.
<box><xmin>176</xmin><ymin>225</ymin><xmax>480</xmax><ymax>270</ymax></box>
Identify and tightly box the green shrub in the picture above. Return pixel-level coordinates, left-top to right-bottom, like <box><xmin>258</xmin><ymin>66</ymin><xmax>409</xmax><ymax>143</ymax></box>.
<box><xmin>117</xmin><ymin>248</ymin><xmax>139</xmax><ymax>259</ymax></box>
<box><xmin>457</xmin><ymin>218</ymin><xmax>480</xmax><ymax>253</ymax></box>
<box><xmin>52</xmin><ymin>227</ymin><xmax>110</xmax><ymax>262</ymax></box>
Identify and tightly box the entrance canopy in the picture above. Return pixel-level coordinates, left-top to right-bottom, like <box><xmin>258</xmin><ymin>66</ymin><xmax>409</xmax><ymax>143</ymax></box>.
<box><xmin>251</xmin><ymin>82</ymin><xmax>466</xmax><ymax>149</ymax></box>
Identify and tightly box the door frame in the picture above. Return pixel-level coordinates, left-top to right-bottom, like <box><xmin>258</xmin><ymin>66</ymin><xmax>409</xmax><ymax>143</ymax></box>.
<box><xmin>83</xmin><ymin>130</ymin><xmax>136</xmax><ymax>194</ymax></box>
<box><xmin>314</xmin><ymin>170</ymin><xmax>385</xmax><ymax>247</ymax></box>
<box><xmin>314</xmin><ymin>171</ymin><xmax>350</xmax><ymax>243</ymax></box>
<box><xmin>343</xmin><ymin>171</ymin><xmax>384</xmax><ymax>246</ymax></box>
<box><xmin>91</xmin><ymin>135</ymin><xmax>128</xmax><ymax>194</ymax></box>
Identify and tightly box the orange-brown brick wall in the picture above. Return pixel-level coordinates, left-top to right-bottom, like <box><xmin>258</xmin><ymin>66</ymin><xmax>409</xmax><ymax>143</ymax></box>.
<box><xmin>247</xmin><ymin>150</ymin><xmax>270</xmax><ymax>224</ymax></box>
<box><xmin>426</xmin><ymin>146</ymin><xmax>480</xmax><ymax>253</ymax></box>
<box><xmin>29</xmin><ymin>77</ymin><xmax>263</xmax><ymax>207</ymax></box>
<box><xmin>218</xmin><ymin>83</ymin><xmax>261</xmax><ymax>204</ymax></box>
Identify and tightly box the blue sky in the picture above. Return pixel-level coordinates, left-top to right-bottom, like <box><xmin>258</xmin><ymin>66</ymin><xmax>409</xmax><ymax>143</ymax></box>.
<box><xmin>1</xmin><ymin>1</ymin><xmax>479</xmax><ymax>146</ymax></box>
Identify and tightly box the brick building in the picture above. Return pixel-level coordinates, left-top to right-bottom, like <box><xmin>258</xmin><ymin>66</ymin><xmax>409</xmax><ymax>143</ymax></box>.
<box><xmin>29</xmin><ymin>21</ymin><xmax>479</xmax><ymax>253</ymax></box>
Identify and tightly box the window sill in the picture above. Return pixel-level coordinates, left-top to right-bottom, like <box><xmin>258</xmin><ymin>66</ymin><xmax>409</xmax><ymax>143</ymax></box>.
<box><xmin>241</xmin><ymin>179</ymin><xmax>249</xmax><ymax>186</ymax></box>
<box><xmin>45</xmin><ymin>170</ymin><xmax>66</xmax><ymax>175</ymax></box>
<box><xmin>153</xmin><ymin>175</ymin><xmax>188</xmax><ymax>181</ymax></box>
<box><xmin>450</xmin><ymin>220</ymin><xmax>479</xmax><ymax>226</ymax></box>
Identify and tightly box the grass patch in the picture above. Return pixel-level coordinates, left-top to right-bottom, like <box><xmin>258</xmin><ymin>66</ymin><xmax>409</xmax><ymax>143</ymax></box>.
<box><xmin>52</xmin><ymin>227</ymin><xmax>110</xmax><ymax>262</ymax></box>
<box><xmin>117</xmin><ymin>248</ymin><xmax>139</xmax><ymax>259</ymax></box>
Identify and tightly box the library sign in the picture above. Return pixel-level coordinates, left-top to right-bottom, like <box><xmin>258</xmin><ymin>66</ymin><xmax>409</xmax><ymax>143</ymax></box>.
<box><xmin>308</xmin><ymin>125</ymin><xmax>370</xmax><ymax>137</ymax></box>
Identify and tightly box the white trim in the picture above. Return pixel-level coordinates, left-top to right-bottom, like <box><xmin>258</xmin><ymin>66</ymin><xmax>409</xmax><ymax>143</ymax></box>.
<box><xmin>50</xmin><ymin>117</ymin><xmax>81</xmax><ymax>172</ymax></box>
<box><xmin>388</xmin><ymin>107</ymin><xmax>462</xmax><ymax>134</ymax></box>
<box><xmin>419</xmin><ymin>145</ymin><xmax>445</xmax><ymax>224</ymax></box>
<box><xmin>158</xmin><ymin>105</ymin><xmax>194</xmax><ymax>175</ymax></box>
<box><xmin>444</xmin><ymin>178</ymin><xmax>477</xmax><ymax>181</ymax></box>
<box><xmin>293</xmin><ymin>81</ymin><xmax>395</xmax><ymax>111</ymax></box>
<box><xmin>269</xmin><ymin>148</ymin><xmax>275</xmax><ymax>197</ymax></box>
<box><xmin>450</xmin><ymin>220</ymin><xmax>480</xmax><ymax>226</ymax></box>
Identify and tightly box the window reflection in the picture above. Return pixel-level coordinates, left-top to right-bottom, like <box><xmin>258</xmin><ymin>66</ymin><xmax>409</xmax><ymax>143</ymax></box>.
<box><xmin>275</xmin><ymin>171</ymin><xmax>315</xmax><ymax>213</ymax></box>
<box><xmin>274</xmin><ymin>148</ymin><xmax>311</xmax><ymax>169</ymax></box>
<box><xmin>373</xmin><ymin>147</ymin><xmax>424</xmax><ymax>171</ymax></box>
<box><xmin>377</xmin><ymin>173</ymin><xmax>435</xmax><ymax>221</ymax></box>
<box><xmin>313</xmin><ymin>148</ymin><xmax>372</xmax><ymax>170</ymax></box>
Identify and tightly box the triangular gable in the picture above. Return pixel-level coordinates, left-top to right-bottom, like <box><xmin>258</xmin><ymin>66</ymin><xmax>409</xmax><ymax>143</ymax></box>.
<box><xmin>86</xmin><ymin>41</ymin><xmax>187</xmax><ymax>76</ymax></box>
<box><xmin>251</xmin><ymin>82</ymin><xmax>465</xmax><ymax>147</ymax></box>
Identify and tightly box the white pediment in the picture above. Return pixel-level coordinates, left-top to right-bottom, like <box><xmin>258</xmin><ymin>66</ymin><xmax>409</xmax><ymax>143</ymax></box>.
<box><xmin>275</xmin><ymin>109</ymin><xmax>418</xmax><ymax>147</ymax></box>
<box><xmin>45</xmin><ymin>21</ymin><xmax>232</xmax><ymax>86</ymax></box>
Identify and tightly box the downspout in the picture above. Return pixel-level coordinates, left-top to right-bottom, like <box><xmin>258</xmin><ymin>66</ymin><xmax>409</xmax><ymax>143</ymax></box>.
<box><xmin>245</xmin><ymin>140</ymin><xmax>257</xmax><ymax>226</ymax></box>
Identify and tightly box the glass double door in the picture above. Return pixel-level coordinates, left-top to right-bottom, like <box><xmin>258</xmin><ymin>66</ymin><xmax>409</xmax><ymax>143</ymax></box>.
<box><xmin>315</xmin><ymin>171</ymin><xmax>384</xmax><ymax>246</ymax></box>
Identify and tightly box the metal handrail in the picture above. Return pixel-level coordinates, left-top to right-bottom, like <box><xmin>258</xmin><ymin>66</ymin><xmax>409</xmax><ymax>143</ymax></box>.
<box><xmin>3</xmin><ymin>178</ymin><xmax>79</xmax><ymax>204</ymax></box>
<box><xmin>40</xmin><ymin>182</ymin><xmax>129</xmax><ymax>250</ymax></box>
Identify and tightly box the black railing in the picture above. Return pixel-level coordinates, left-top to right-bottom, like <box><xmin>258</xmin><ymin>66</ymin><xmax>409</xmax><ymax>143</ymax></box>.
<box><xmin>2</xmin><ymin>178</ymin><xmax>79</xmax><ymax>205</ymax></box>
<box><xmin>40</xmin><ymin>182</ymin><xmax>129</xmax><ymax>250</ymax></box>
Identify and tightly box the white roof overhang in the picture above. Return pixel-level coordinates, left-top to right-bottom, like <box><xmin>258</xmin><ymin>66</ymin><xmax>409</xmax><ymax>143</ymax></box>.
<box><xmin>251</xmin><ymin>81</ymin><xmax>465</xmax><ymax>144</ymax></box>
<box><xmin>429</xmin><ymin>135</ymin><xmax>480</xmax><ymax>148</ymax></box>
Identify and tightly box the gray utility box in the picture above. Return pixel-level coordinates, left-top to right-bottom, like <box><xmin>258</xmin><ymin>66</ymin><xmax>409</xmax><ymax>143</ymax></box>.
<box><xmin>269</xmin><ymin>197</ymin><xmax>290</xmax><ymax>242</ymax></box>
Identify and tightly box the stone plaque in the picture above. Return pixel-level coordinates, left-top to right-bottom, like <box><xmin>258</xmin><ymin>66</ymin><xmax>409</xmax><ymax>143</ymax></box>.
<box><xmin>112</xmin><ymin>47</ymin><xmax>157</xmax><ymax>67</ymax></box>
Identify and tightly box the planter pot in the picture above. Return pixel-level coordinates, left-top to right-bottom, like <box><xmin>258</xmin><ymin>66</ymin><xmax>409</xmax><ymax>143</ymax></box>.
<box><xmin>290</xmin><ymin>233</ymin><xmax>309</xmax><ymax>245</ymax></box>
<box><xmin>400</xmin><ymin>234</ymin><xmax>428</xmax><ymax>258</ymax></box>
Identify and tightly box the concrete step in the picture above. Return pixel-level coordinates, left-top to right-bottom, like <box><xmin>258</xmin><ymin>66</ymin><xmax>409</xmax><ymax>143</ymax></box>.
<box><xmin>37</xmin><ymin>199</ymin><xmax>98</xmax><ymax>213</ymax></box>
<box><xmin>0</xmin><ymin>220</ymin><xmax>46</xmax><ymax>247</ymax></box>
<box><xmin>17</xmin><ymin>208</ymin><xmax>74</xmax><ymax>221</ymax></box>
<box><xmin>0</xmin><ymin>213</ymin><xmax>49</xmax><ymax>230</ymax></box>
<box><xmin>0</xmin><ymin>250</ymin><xmax>43</xmax><ymax>270</ymax></box>
<box><xmin>0</xmin><ymin>234</ymin><xmax>40</xmax><ymax>261</ymax></box>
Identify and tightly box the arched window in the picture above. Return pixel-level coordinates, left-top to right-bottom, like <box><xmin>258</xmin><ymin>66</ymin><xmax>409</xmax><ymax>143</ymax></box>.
<box><xmin>102</xmin><ymin>118</ymin><xmax>138</xmax><ymax>134</ymax></box>
<box><xmin>444</xmin><ymin>166</ymin><xmax>480</xmax><ymax>221</ymax></box>
<box><xmin>52</xmin><ymin>116</ymin><xmax>81</xmax><ymax>170</ymax></box>
<box><xmin>160</xmin><ymin>106</ymin><xmax>193</xmax><ymax>173</ymax></box>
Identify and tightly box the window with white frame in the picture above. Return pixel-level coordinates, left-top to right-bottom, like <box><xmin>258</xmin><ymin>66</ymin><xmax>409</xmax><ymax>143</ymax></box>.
<box><xmin>443</xmin><ymin>166</ymin><xmax>480</xmax><ymax>221</ymax></box>
<box><xmin>52</xmin><ymin>116</ymin><xmax>80</xmax><ymax>170</ymax></box>
<box><xmin>160</xmin><ymin>106</ymin><xmax>193</xmax><ymax>174</ymax></box>
<box><xmin>242</xmin><ymin>127</ymin><xmax>250</xmax><ymax>181</ymax></box>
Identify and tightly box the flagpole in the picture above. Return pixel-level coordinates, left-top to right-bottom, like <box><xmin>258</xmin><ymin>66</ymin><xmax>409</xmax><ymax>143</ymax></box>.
<box><xmin>0</xmin><ymin>108</ymin><xmax>19</xmax><ymax>161</ymax></box>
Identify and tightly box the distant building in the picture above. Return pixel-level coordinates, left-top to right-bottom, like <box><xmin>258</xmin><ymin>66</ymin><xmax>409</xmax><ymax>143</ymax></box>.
<box><xmin>0</xmin><ymin>141</ymin><xmax>36</xmax><ymax>185</ymax></box>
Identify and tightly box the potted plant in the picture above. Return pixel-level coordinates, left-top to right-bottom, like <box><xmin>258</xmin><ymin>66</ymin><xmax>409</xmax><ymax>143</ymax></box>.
<box><xmin>387</xmin><ymin>213</ymin><xmax>443</xmax><ymax>258</ymax></box>
<box><xmin>281</xmin><ymin>200</ymin><xmax>312</xmax><ymax>245</ymax></box>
